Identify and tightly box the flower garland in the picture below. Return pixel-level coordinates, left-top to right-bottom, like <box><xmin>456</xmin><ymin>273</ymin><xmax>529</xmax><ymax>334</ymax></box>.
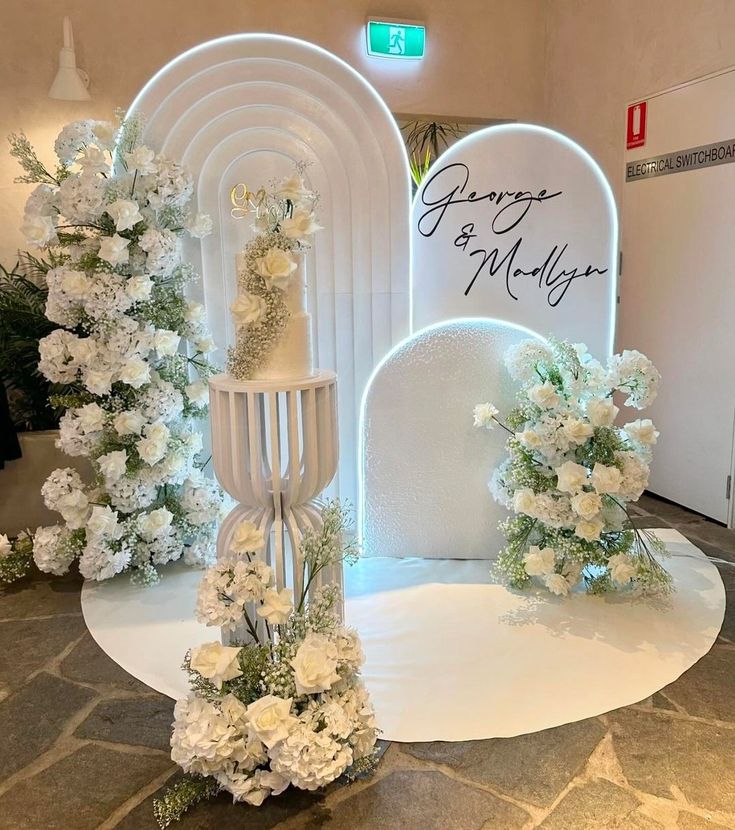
<box><xmin>156</xmin><ymin>502</ymin><xmax>378</xmax><ymax>826</ymax></box>
<box><xmin>475</xmin><ymin>338</ymin><xmax>671</xmax><ymax>596</ymax></box>
<box><xmin>227</xmin><ymin>172</ymin><xmax>320</xmax><ymax>380</ymax></box>
<box><xmin>9</xmin><ymin>115</ymin><xmax>224</xmax><ymax>584</ymax></box>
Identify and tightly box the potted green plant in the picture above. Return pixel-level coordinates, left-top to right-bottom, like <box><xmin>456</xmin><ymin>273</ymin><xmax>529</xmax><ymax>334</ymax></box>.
<box><xmin>0</xmin><ymin>255</ymin><xmax>87</xmax><ymax>545</ymax></box>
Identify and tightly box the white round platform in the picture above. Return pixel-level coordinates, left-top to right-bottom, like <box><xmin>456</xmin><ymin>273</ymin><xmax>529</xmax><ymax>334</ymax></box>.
<box><xmin>81</xmin><ymin>528</ymin><xmax>725</xmax><ymax>742</ymax></box>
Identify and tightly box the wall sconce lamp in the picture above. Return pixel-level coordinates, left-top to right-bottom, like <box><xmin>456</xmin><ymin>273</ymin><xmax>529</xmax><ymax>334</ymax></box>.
<box><xmin>49</xmin><ymin>17</ymin><xmax>91</xmax><ymax>101</ymax></box>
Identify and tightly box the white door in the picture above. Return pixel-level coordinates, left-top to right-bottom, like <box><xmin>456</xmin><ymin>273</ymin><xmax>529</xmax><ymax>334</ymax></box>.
<box><xmin>620</xmin><ymin>68</ymin><xmax>735</xmax><ymax>523</ymax></box>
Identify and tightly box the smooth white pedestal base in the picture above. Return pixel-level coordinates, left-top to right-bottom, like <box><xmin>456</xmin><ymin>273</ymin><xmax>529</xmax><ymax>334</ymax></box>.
<box><xmin>81</xmin><ymin>529</ymin><xmax>725</xmax><ymax>742</ymax></box>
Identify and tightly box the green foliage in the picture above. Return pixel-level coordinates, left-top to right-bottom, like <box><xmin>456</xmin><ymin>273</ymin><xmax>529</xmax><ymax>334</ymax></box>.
<box><xmin>401</xmin><ymin>120</ymin><xmax>466</xmax><ymax>188</ymax></box>
<box><xmin>0</xmin><ymin>259</ymin><xmax>70</xmax><ymax>430</ymax></box>
<box><xmin>153</xmin><ymin>776</ymin><xmax>220</xmax><ymax>829</ymax></box>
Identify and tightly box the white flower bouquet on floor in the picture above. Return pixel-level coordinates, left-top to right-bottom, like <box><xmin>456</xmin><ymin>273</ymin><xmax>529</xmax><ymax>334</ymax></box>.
<box><xmin>157</xmin><ymin>503</ymin><xmax>378</xmax><ymax>827</ymax></box>
<box><xmin>475</xmin><ymin>338</ymin><xmax>671</xmax><ymax>596</ymax></box>
<box><xmin>9</xmin><ymin>115</ymin><xmax>223</xmax><ymax>583</ymax></box>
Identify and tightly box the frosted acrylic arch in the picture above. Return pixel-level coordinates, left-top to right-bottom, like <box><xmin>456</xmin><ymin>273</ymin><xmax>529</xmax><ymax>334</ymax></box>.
<box><xmin>128</xmin><ymin>35</ymin><xmax>411</xmax><ymax>502</ymax></box>
<box><xmin>411</xmin><ymin>124</ymin><xmax>618</xmax><ymax>356</ymax></box>
<box><xmin>359</xmin><ymin>318</ymin><xmax>545</xmax><ymax>558</ymax></box>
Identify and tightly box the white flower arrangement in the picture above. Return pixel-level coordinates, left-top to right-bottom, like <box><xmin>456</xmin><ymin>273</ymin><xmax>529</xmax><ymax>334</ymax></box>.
<box><xmin>227</xmin><ymin>170</ymin><xmax>321</xmax><ymax>380</ymax></box>
<box><xmin>475</xmin><ymin>338</ymin><xmax>671</xmax><ymax>596</ymax></box>
<box><xmin>0</xmin><ymin>532</ymin><xmax>34</xmax><ymax>584</ymax></box>
<box><xmin>9</xmin><ymin>115</ymin><xmax>224</xmax><ymax>584</ymax></box>
<box><xmin>156</xmin><ymin>502</ymin><xmax>378</xmax><ymax>827</ymax></box>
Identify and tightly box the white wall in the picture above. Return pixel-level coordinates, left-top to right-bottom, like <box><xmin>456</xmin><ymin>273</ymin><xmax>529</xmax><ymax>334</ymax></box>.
<box><xmin>0</xmin><ymin>0</ymin><xmax>547</xmax><ymax>265</ymax></box>
<box><xmin>543</xmin><ymin>0</ymin><xmax>735</xmax><ymax>207</ymax></box>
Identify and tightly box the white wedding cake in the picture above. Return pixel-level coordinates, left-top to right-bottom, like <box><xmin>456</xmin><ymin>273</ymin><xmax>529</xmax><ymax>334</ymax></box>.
<box><xmin>234</xmin><ymin>250</ymin><xmax>314</xmax><ymax>382</ymax></box>
<box><xmin>226</xmin><ymin>172</ymin><xmax>321</xmax><ymax>383</ymax></box>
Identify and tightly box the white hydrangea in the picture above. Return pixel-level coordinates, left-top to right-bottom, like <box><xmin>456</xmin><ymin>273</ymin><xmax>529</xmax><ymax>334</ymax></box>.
<box><xmin>54</xmin><ymin>120</ymin><xmax>97</xmax><ymax>164</ymax></box>
<box><xmin>33</xmin><ymin>525</ymin><xmax>76</xmax><ymax>575</ymax></box>
<box><xmin>171</xmin><ymin>694</ymin><xmax>265</xmax><ymax>778</ymax></box>
<box><xmin>269</xmin><ymin>723</ymin><xmax>353</xmax><ymax>791</ymax></box>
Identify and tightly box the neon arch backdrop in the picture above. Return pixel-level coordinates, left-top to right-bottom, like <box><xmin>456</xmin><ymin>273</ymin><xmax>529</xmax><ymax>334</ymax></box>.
<box><xmin>409</xmin><ymin>123</ymin><xmax>618</xmax><ymax>356</ymax></box>
<box><xmin>127</xmin><ymin>34</ymin><xmax>412</xmax><ymax>504</ymax></box>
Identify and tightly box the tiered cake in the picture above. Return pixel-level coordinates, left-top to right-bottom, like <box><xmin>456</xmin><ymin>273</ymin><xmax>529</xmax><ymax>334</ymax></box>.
<box><xmin>226</xmin><ymin>172</ymin><xmax>320</xmax><ymax>382</ymax></box>
<box><xmin>236</xmin><ymin>250</ymin><xmax>314</xmax><ymax>381</ymax></box>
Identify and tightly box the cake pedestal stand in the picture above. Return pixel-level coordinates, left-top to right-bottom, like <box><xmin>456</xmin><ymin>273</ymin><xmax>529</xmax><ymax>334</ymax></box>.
<box><xmin>209</xmin><ymin>371</ymin><xmax>340</xmax><ymax>642</ymax></box>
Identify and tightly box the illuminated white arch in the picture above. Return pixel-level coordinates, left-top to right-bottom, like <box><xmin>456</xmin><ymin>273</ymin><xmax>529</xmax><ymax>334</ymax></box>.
<box><xmin>358</xmin><ymin>317</ymin><xmax>546</xmax><ymax>558</ymax></box>
<box><xmin>410</xmin><ymin>123</ymin><xmax>618</xmax><ymax>356</ymax></box>
<box><xmin>128</xmin><ymin>34</ymin><xmax>411</xmax><ymax>503</ymax></box>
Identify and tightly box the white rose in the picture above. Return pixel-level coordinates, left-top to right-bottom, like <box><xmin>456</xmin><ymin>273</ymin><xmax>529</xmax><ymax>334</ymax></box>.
<box><xmin>98</xmin><ymin>234</ymin><xmax>130</xmax><ymax>266</ymax></box>
<box><xmin>528</xmin><ymin>381</ymin><xmax>560</xmax><ymax>409</ymax></box>
<box><xmin>184</xmin><ymin>301</ymin><xmax>206</xmax><ymax>323</ymax></box>
<box><xmin>230</xmin><ymin>520</ymin><xmax>265</xmax><ymax>555</ymax></box>
<box><xmin>21</xmin><ymin>213</ymin><xmax>57</xmax><ymax>247</ymax></box>
<box><xmin>0</xmin><ymin>534</ymin><xmax>11</xmax><ymax>557</ymax></box>
<box><xmin>245</xmin><ymin>695</ymin><xmax>297</xmax><ymax>748</ymax></box>
<box><xmin>61</xmin><ymin>269</ymin><xmax>90</xmax><ymax>299</ymax></box>
<box><xmin>92</xmin><ymin>120</ymin><xmax>117</xmax><ymax>149</ymax></box>
<box><xmin>137</xmin><ymin>421</ymin><xmax>170</xmax><ymax>466</ymax></box>
<box><xmin>185</xmin><ymin>381</ymin><xmax>208</xmax><ymax>405</ymax></box>
<box><xmin>87</xmin><ymin>505</ymin><xmax>119</xmax><ymax>539</ymax></box>
<box><xmin>517</xmin><ymin>429</ymin><xmax>542</xmax><ymax>449</ymax></box>
<box><xmin>124</xmin><ymin>145</ymin><xmax>157</xmax><ymax>174</ymax></box>
<box><xmin>231</xmin><ymin>293</ymin><xmax>267</xmax><ymax>329</ymax></box>
<box><xmin>56</xmin><ymin>488</ymin><xmax>89</xmax><ymax>529</ymax></box>
<box><xmin>280</xmin><ymin>209</ymin><xmax>322</xmax><ymax>241</ymax></box>
<box><xmin>106</xmin><ymin>199</ymin><xmax>143</xmax><ymax>232</ymax></box>
<box><xmin>195</xmin><ymin>337</ymin><xmax>216</xmax><ymax>355</ymax></box>
<box><xmin>154</xmin><ymin>329</ymin><xmax>181</xmax><ymax>356</ymax></box>
<box><xmin>473</xmin><ymin>402</ymin><xmax>499</xmax><ymax>429</ymax></box>
<box><xmin>76</xmin><ymin>403</ymin><xmax>106</xmax><ymax>433</ymax></box>
<box><xmin>562</xmin><ymin>418</ymin><xmax>594</xmax><ymax>445</ymax></box>
<box><xmin>187</xmin><ymin>212</ymin><xmax>213</xmax><ymax>238</ymax></box>
<box><xmin>126</xmin><ymin>275</ymin><xmax>154</xmax><ymax>302</ymax></box>
<box><xmin>67</xmin><ymin>336</ymin><xmax>96</xmax><ymax>365</ymax></box>
<box><xmin>513</xmin><ymin>488</ymin><xmax>536</xmax><ymax>515</ymax></box>
<box><xmin>570</xmin><ymin>490</ymin><xmax>602</xmax><ymax>520</ymax></box>
<box><xmin>97</xmin><ymin>450</ymin><xmax>128</xmax><ymax>483</ymax></box>
<box><xmin>590</xmin><ymin>462</ymin><xmax>623</xmax><ymax>495</ymax></box>
<box><xmin>84</xmin><ymin>369</ymin><xmax>113</xmax><ymax>396</ymax></box>
<box><xmin>114</xmin><ymin>409</ymin><xmax>146</xmax><ymax>436</ymax></box>
<box><xmin>544</xmin><ymin>573</ymin><xmax>570</xmax><ymax>596</ymax></box>
<box><xmin>257</xmin><ymin>588</ymin><xmax>293</xmax><ymax>625</ymax></box>
<box><xmin>608</xmin><ymin>553</ymin><xmax>637</xmax><ymax>585</ymax></box>
<box><xmin>140</xmin><ymin>506</ymin><xmax>174</xmax><ymax>539</ymax></box>
<box><xmin>277</xmin><ymin>175</ymin><xmax>312</xmax><ymax>203</ymax></box>
<box><xmin>255</xmin><ymin>248</ymin><xmax>298</xmax><ymax>291</ymax></box>
<box><xmin>624</xmin><ymin>419</ymin><xmax>659</xmax><ymax>445</ymax></box>
<box><xmin>555</xmin><ymin>461</ymin><xmax>588</xmax><ymax>494</ymax></box>
<box><xmin>119</xmin><ymin>356</ymin><xmax>151</xmax><ymax>389</ymax></box>
<box><xmin>290</xmin><ymin>633</ymin><xmax>340</xmax><ymax>695</ymax></box>
<box><xmin>190</xmin><ymin>642</ymin><xmax>243</xmax><ymax>689</ymax></box>
<box><xmin>575</xmin><ymin>517</ymin><xmax>605</xmax><ymax>542</ymax></box>
<box><xmin>586</xmin><ymin>398</ymin><xmax>619</xmax><ymax>427</ymax></box>
<box><xmin>523</xmin><ymin>545</ymin><xmax>556</xmax><ymax>576</ymax></box>
<box><xmin>78</xmin><ymin>145</ymin><xmax>109</xmax><ymax>175</ymax></box>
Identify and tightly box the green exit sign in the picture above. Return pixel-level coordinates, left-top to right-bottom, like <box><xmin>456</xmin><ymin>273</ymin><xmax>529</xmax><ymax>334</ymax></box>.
<box><xmin>366</xmin><ymin>19</ymin><xmax>426</xmax><ymax>59</ymax></box>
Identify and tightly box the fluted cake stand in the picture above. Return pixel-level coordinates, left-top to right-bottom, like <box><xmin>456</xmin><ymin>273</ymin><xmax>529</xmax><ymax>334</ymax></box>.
<box><xmin>209</xmin><ymin>371</ymin><xmax>341</xmax><ymax>637</ymax></box>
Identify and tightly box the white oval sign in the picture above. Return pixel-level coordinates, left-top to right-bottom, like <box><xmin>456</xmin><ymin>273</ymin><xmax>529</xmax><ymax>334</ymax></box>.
<box><xmin>411</xmin><ymin>124</ymin><xmax>618</xmax><ymax>355</ymax></box>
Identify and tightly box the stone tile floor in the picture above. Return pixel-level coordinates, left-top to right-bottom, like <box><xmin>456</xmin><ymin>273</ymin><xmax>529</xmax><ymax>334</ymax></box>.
<box><xmin>1</xmin><ymin>493</ymin><xmax>734</xmax><ymax>829</ymax></box>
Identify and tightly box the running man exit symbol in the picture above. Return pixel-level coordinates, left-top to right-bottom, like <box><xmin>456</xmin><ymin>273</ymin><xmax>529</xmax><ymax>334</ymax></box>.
<box><xmin>388</xmin><ymin>26</ymin><xmax>406</xmax><ymax>54</ymax></box>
